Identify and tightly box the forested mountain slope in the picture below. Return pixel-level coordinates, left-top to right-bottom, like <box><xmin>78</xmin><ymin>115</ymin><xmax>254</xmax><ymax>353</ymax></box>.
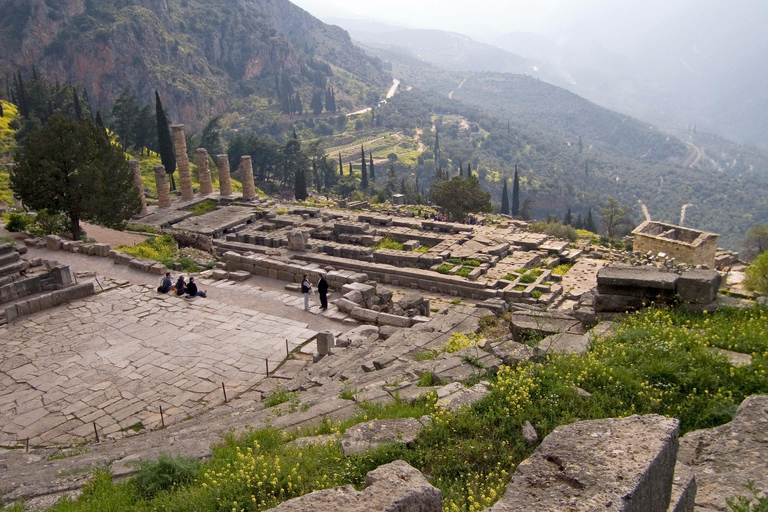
<box><xmin>0</xmin><ymin>0</ymin><xmax>390</xmax><ymax>125</ymax></box>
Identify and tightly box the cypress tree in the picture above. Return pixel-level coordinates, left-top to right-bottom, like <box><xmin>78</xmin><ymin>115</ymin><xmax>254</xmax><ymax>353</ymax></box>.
<box><xmin>95</xmin><ymin>110</ymin><xmax>105</xmax><ymax>128</ymax></box>
<box><xmin>293</xmin><ymin>128</ymin><xmax>298</xmax><ymax>140</ymax></box>
<box><xmin>467</xmin><ymin>162</ymin><xmax>471</xmax><ymax>178</ymax></box>
<box><xmin>155</xmin><ymin>90</ymin><xmax>176</xmax><ymax>190</ymax></box>
<box><xmin>434</xmin><ymin>127</ymin><xmax>440</xmax><ymax>163</ymax></box>
<box><xmin>564</xmin><ymin>207</ymin><xmax>573</xmax><ymax>226</ymax></box>
<box><xmin>294</xmin><ymin>166</ymin><xmax>308</xmax><ymax>200</ymax></box>
<box><xmin>72</xmin><ymin>87</ymin><xmax>82</xmax><ymax>121</ymax></box>
<box><xmin>520</xmin><ymin>197</ymin><xmax>532</xmax><ymax>220</ymax></box>
<box><xmin>348</xmin><ymin>162</ymin><xmax>353</xmax><ymax>176</ymax></box>
<box><xmin>0</xmin><ymin>102</ymin><xmax>3</xmax><ymax>118</ymax></box>
<box><xmin>512</xmin><ymin>164</ymin><xmax>520</xmax><ymax>216</ymax></box>
<box><xmin>360</xmin><ymin>146</ymin><xmax>368</xmax><ymax>189</ymax></box>
<box><xmin>500</xmin><ymin>179</ymin><xmax>510</xmax><ymax>215</ymax></box>
<box><xmin>369</xmin><ymin>151</ymin><xmax>375</xmax><ymax>182</ymax></box>
<box><xmin>339</xmin><ymin>153</ymin><xmax>343</xmax><ymax>175</ymax></box>
<box><xmin>586</xmin><ymin>208</ymin><xmax>596</xmax><ymax>233</ymax></box>
<box><xmin>294</xmin><ymin>91</ymin><xmax>302</xmax><ymax>115</ymax></box>
<box><xmin>83</xmin><ymin>88</ymin><xmax>93</xmax><ymax>119</ymax></box>
<box><xmin>16</xmin><ymin>70</ymin><xmax>29</xmax><ymax>118</ymax></box>
<box><xmin>331</xmin><ymin>89</ymin><xmax>336</xmax><ymax>112</ymax></box>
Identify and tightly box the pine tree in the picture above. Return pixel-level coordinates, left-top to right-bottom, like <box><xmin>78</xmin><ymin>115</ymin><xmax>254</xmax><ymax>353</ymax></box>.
<box><xmin>348</xmin><ymin>162</ymin><xmax>353</xmax><ymax>176</ymax></box>
<box><xmin>564</xmin><ymin>207</ymin><xmax>573</xmax><ymax>226</ymax></box>
<box><xmin>369</xmin><ymin>151</ymin><xmax>375</xmax><ymax>182</ymax></box>
<box><xmin>16</xmin><ymin>70</ymin><xmax>29</xmax><ymax>118</ymax></box>
<box><xmin>360</xmin><ymin>146</ymin><xmax>368</xmax><ymax>189</ymax></box>
<box><xmin>512</xmin><ymin>164</ymin><xmax>520</xmax><ymax>216</ymax></box>
<box><xmin>293</xmin><ymin>91</ymin><xmax>303</xmax><ymax>115</ymax></box>
<box><xmin>434</xmin><ymin>127</ymin><xmax>440</xmax><ymax>163</ymax></box>
<box><xmin>72</xmin><ymin>87</ymin><xmax>82</xmax><ymax>121</ymax></box>
<box><xmin>467</xmin><ymin>162</ymin><xmax>471</xmax><ymax>178</ymax></box>
<box><xmin>95</xmin><ymin>110</ymin><xmax>105</xmax><ymax>128</ymax></box>
<box><xmin>294</xmin><ymin>166</ymin><xmax>308</xmax><ymax>200</ymax></box>
<box><xmin>155</xmin><ymin>90</ymin><xmax>176</xmax><ymax>190</ymax></box>
<box><xmin>500</xmin><ymin>179</ymin><xmax>510</xmax><ymax>215</ymax></box>
<box><xmin>310</xmin><ymin>90</ymin><xmax>323</xmax><ymax>115</ymax></box>
<box><xmin>0</xmin><ymin>102</ymin><xmax>3</xmax><ymax>118</ymax></box>
<box><xmin>82</xmin><ymin>88</ymin><xmax>93</xmax><ymax>119</ymax></box>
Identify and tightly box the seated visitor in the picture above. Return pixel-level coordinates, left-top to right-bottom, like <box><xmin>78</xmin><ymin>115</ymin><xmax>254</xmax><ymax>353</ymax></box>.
<box><xmin>175</xmin><ymin>276</ymin><xmax>187</xmax><ymax>296</ymax></box>
<box><xmin>157</xmin><ymin>272</ymin><xmax>172</xmax><ymax>293</ymax></box>
<box><xmin>185</xmin><ymin>276</ymin><xmax>206</xmax><ymax>298</ymax></box>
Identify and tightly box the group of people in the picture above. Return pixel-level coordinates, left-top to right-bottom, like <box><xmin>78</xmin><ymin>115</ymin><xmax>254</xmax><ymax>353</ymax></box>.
<box><xmin>301</xmin><ymin>274</ymin><xmax>329</xmax><ymax>311</ymax></box>
<box><xmin>157</xmin><ymin>272</ymin><xmax>207</xmax><ymax>298</ymax></box>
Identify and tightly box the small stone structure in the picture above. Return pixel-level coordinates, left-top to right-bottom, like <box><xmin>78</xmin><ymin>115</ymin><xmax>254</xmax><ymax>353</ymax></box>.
<box><xmin>633</xmin><ymin>221</ymin><xmax>719</xmax><ymax>267</ymax></box>
<box><xmin>129</xmin><ymin>159</ymin><xmax>148</xmax><ymax>215</ymax></box>
<box><xmin>171</xmin><ymin>124</ymin><xmax>194</xmax><ymax>200</ymax></box>
<box><xmin>195</xmin><ymin>148</ymin><xmax>214</xmax><ymax>195</ymax></box>
<box><xmin>239</xmin><ymin>155</ymin><xmax>257</xmax><ymax>199</ymax></box>
<box><xmin>153</xmin><ymin>165</ymin><xmax>172</xmax><ymax>208</ymax></box>
<box><xmin>216</xmin><ymin>154</ymin><xmax>233</xmax><ymax>196</ymax></box>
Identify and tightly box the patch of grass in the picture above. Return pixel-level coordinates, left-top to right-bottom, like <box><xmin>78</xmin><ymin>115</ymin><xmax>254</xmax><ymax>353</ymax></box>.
<box><xmin>124</xmin><ymin>222</ymin><xmax>160</xmax><ymax>234</ymax></box>
<box><xmin>417</xmin><ymin>371</ymin><xmax>437</xmax><ymax>387</ymax></box>
<box><xmin>411</xmin><ymin>245</ymin><xmax>430</xmax><ymax>253</ymax></box>
<box><xmin>727</xmin><ymin>482</ymin><xmax>768</xmax><ymax>512</ymax></box>
<box><xmin>414</xmin><ymin>350</ymin><xmax>438</xmax><ymax>361</ymax></box>
<box><xmin>514</xmin><ymin>285</ymin><xmax>527</xmax><ymax>291</ymax></box>
<box><xmin>132</xmin><ymin>455</ymin><xmax>198</xmax><ymax>500</ymax></box>
<box><xmin>190</xmin><ymin>200</ymin><xmax>216</xmax><ymax>216</ymax></box>
<box><xmin>500</xmin><ymin>273</ymin><xmax>519</xmax><ymax>281</ymax></box>
<box><xmin>436</xmin><ymin>264</ymin><xmax>454</xmax><ymax>274</ymax></box>
<box><xmin>450</xmin><ymin>298</ymin><xmax>462</xmax><ymax>305</ymax></box>
<box><xmin>374</xmin><ymin>237</ymin><xmax>404</xmax><ymax>251</ymax></box>
<box><xmin>263</xmin><ymin>387</ymin><xmax>296</xmax><ymax>408</ymax></box>
<box><xmin>121</xmin><ymin>422</ymin><xmax>145</xmax><ymax>433</ymax></box>
<box><xmin>117</xmin><ymin>235</ymin><xmax>178</xmax><ymax>261</ymax></box>
<box><xmin>446</xmin><ymin>258</ymin><xmax>481</xmax><ymax>267</ymax></box>
<box><xmin>276</xmin><ymin>208</ymin><xmax>289</xmax><ymax>215</ymax></box>
<box><xmin>177</xmin><ymin>257</ymin><xmax>200</xmax><ymax>273</ymax></box>
<box><xmin>339</xmin><ymin>388</ymin><xmax>360</xmax><ymax>401</ymax></box>
<box><xmin>531</xmin><ymin>289</ymin><xmax>543</xmax><ymax>299</ymax></box>
<box><xmin>47</xmin><ymin>446</ymin><xmax>89</xmax><ymax>461</ymax></box>
<box><xmin>519</xmin><ymin>273</ymin><xmax>538</xmax><ymax>284</ymax></box>
<box><xmin>455</xmin><ymin>266</ymin><xmax>473</xmax><ymax>278</ymax></box>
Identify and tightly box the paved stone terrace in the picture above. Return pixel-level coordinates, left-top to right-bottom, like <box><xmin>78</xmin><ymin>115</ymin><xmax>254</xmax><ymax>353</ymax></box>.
<box><xmin>0</xmin><ymin>285</ymin><xmax>317</xmax><ymax>447</ymax></box>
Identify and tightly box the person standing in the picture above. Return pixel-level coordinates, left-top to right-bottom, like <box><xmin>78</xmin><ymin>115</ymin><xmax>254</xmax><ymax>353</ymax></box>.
<box><xmin>301</xmin><ymin>274</ymin><xmax>313</xmax><ymax>311</ymax></box>
<box><xmin>318</xmin><ymin>274</ymin><xmax>329</xmax><ymax>310</ymax></box>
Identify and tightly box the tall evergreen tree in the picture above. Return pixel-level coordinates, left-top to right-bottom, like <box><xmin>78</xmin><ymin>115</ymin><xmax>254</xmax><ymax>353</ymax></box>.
<box><xmin>155</xmin><ymin>90</ymin><xmax>176</xmax><ymax>190</ymax></box>
<box><xmin>520</xmin><ymin>197</ymin><xmax>532</xmax><ymax>220</ymax></box>
<box><xmin>339</xmin><ymin>153</ymin><xmax>343</xmax><ymax>175</ymax></box>
<box><xmin>512</xmin><ymin>164</ymin><xmax>520</xmax><ymax>216</ymax></box>
<box><xmin>82</xmin><ymin>88</ymin><xmax>93</xmax><ymax>119</ymax></box>
<box><xmin>369</xmin><ymin>151</ymin><xmax>375</xmax><ymax>182</ymax></box>
<box><xmin>348</xmin><ymin>162</ymin><xmax>353</xmax><ymax>176</ymax></box>
<box><xmin>0</xmin><ymin>102</ymin><xmax>3</xmax><ymax>118</ymax></box>
<box><xmin>467</xmin><ymin>162</ymin><xmax>471</xmax><ymax>178</ymax></box>
<box><xmin>360</xmin><ymin>146</ymin><xmax>368</xmax><ymax>189</ymax></box>
<box><xmin>293</xmin><ymin>91</ymin><xmax>302</xmax><ymax>115</ymax></box>
<box><xmin>500</xmin><ymin>179</ymin><xmax>510</xmax><ymax>215</ymax></box>
<box><xmin>310</xmin><ymin>90</ymin><xmax>323</xmax><ymax>115</ymax></box>
<box><xmin>15</xmin><ymin>70</ymin><xmax>29</xmax><ymax>118</ymax></box>
<box><xmin>586</xmin><ymin>208</ymin><xmax>596</xmax><ymax>233</ymax></box>
<box><xmin>95</xmin><ymin>110</ymin><xmax>105</xmax><ymax>128</ymax></box>
<box><xmin>434</xmin><ymin>127</ymin><xmax>440</xmax><ymax>164</ymax></box>
<box><xmin>72</xmin><ymin>87</ymin><xmax>82</xmax><ymax>121</ymax></box>
<box><xmin>564</xmin><ymin>207</ymin><xmax>573</xmax><ymax>226</ymax></box>
<box><xmin>294</xmin><ymin>166</ymin><xmax>308</xmax><ymax>200</ymax></box>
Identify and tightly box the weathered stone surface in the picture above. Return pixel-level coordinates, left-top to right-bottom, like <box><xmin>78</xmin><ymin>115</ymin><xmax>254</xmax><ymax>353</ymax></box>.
<box><xmin>537</xmin><ymin>332</ymin><xmax>590</xmax><ymax>355</ymax></box>
<box><xmin>510</xmin><ymin>311</ymin><xmax>583</xmax><ymax>341</ymax></box>
<box><xmin>172</xmin><ymin>125</ymin><xmax>194</xmax><ymax>201</ymax></box>
<box><xmin>487</xmin><ymin>340</ymin><xmax>535</xmax><ymax>366</ymax></box>
<box><xmin>677</xmin><ymin>395</ymin><xmax>768</xmax><ymax>512</ymax></box>
<box><xmin>195</xmin><ymin>148</ymin><xmax>214</xmax><ymax>195</ymax></box>
<box><xmin>487</xmin><ymin>414</ymin><xmax>680</xmax><ymax>512</ymax></box>
<box><xmin>266</xmin><ymin>460</ymin><xmax>442</xmax><ymax>512</ymax></box>
<box><xmin>46</xmin><ymin>235</ymin><xmax>62</xmax><ymax>251</ymax></box>
<box><xmin>667</xmin><ymin>462</ymin><xmax>696</xmax><ymax>512</ymax></box>
<box><xmin>398</xmin><ymin>293</ymin><xmax>425</xmax><ymax>311</ymax></box>
<box><xmin>239</xmin><ymin>155</ymin><xmax>256</xmax><ymax>199</ymax></box>
<box><xmin>676</xmin><ymin>269</ymin><xmax>721</xmax><ymax>304</ymax></box>
<box><xmin>594</xmin><ymin>293</ymin><xmax>650</xmax><ymax>312</ymax></box>
<box><xmin>216</xmin><ymin>154</ymin><xmax>233</xmax><ymax>196</ymax></box>
<box><xmin>340</xmin><ymin>416</ymin><xmax>432</xmax><ymax>455</ymax></box>
<box><xmin>436</xmin><ymin>382</ymin><xmax>489</xmax><ymax>411</ymax></box>
<box><xmin>522</xmin><ymin>420</ymin><xmax>538</xmax><ymax>444</ymax></box>
<box><xmin>153</xmin><ymin>165</ymin><xmax>172</xmax><ymax>208</ymax></box>
<box><xmin>228</xmin><ymin>270</ymin><xmax>252</xmax><ymax>282</ymax></box>
<box><xmin>130</xmin><ymin>159</ymin><xmax>148</xmax><ymax>215</ymax></box>
<box><xmin>316</xmin><ymin>332</ymin><xmax>334</xmax><ymax>355</ymax></box>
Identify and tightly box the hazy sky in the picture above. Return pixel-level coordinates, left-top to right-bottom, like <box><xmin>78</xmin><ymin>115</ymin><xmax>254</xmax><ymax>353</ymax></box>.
<box><xmin>289</xmin><ymin>0</ymin><xmax>695</xmax><ymax>40</ymax></box>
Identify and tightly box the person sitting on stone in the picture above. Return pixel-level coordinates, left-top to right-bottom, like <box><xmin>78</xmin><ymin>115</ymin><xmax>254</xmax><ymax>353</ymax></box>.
<box><xmin>175</xmin><ymin>275</ymin><xmax>187</xmax><ymax>296</ymax></box>
<box><xmin>157</xmin><ymin>272</ymin><xmax>173</xmax><ymax>293</ymax></box>
<box><xmin>185</xmin><ymin>276</ymin><xmax>206</xmax><ymax>298</ymax></box>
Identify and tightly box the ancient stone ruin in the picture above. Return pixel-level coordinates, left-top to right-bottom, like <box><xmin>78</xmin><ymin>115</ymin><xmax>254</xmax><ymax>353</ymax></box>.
<box><xmin>633</xmin><ymin>221</ymin><xmax>719</xmax><ymax>268</ymax></box>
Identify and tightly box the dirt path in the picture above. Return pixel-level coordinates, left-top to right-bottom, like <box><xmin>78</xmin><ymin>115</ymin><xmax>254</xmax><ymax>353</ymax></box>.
<box><xmin>684</xmin><ymin>141</ymin><xmax>702</xmax><ymax>168</ymax></box>
<box><xmin>386</xmin><ymin>79</ymin><xmax>400</xmax><ymax>99</ymax></box>
<box><xmin>81</xmin><ymin>222</ymin><xmax>151</xmax><ymax>247</ymax></box>
<box><xmin>415</xmin><ymin>129</ymin><xmax>425</xmax><ymax>152</ymax></box>
<box><xmin>448</xmin><ymin>78</ymin><xmax>467</xmax><ymax>100</ymax></box>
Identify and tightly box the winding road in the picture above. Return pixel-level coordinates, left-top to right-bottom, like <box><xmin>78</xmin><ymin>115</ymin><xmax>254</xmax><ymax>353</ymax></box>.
<box><xmin>448</xmin><ymin>78</ymin><xmax>467</xmax><ymax>99</ymax></box>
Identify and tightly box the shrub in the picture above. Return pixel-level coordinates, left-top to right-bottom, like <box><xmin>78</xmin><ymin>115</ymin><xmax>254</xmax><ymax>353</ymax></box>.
<box><xmin>132</xmin><ymin>455</ymin><xmax>198</xmax><ymax>499</ymax></box>
<box><xmin>117</xmin><ymin>235</ymin><xmax>177</xmax><ymax>261</ymax></box>
<box><xmin>514</xmin><ymin>285</ymin><xmax>526</xmax><ymax>291</ymax></box>
<box><xmin>531</xmin><ymin>289</ymin><xmax>543</xmax><ymax>299</ymax></box>
<box><xmin>443</xmin><ymin>332</ymin><xmax>484</xmax><ymax>353</ymax></box>
<box><xmin>552</xmin><ymin>263</ymin><xmax>574</xmax><ymax>275</ymax></box>
<box><xmin>29</xmin><ymin>209</ymin><xmax>68</xmax><ymax>236</ymax></box>
<box><xmin>4</xmin><ymin>211</ymin><xmax>33</xmax><ymax>232</ymax></box>
<box><xmin>375</xmin><ymin>237</ymin><xmax>404</xmax><ymax>251</ymax></box>
<box><xmin>501</xmin><ymin>274</ymin><xmax>519</xmax><ymax>281</ymax></box>
<box><xmin>446</xmin><ymin>258</ymin><xmax>481</xmax><ymax>267</ymax></box>
<box><xmin>545</xmin><ymin>222</ymin><xmax>578</xmax><ymax>241</ymax></box>
<box><xmin>124</xmin><ymin>222</ymin><xmax>160</xmax><ymax>234</ymax></box>
<box><xmin>417</xmin><ymin>371</ymin><xmax>437</xmax><ymax>387</ymax></box>
<box><xmin>436</xmin><ymin>264</ymin><xmax>454</xmax><ymax>274</ymax></box>
<box><xmin>744</xmin><ymin>252</ymin><xmax>768</xmax><ymax>295</ymax></box>
<box><xmin>519</xmin><ymin>273</ymin><xmax>538</xmax><ymax>284</ymax></box>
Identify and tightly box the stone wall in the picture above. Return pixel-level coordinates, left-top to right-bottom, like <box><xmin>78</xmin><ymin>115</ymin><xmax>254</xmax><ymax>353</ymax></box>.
<box><xmin>633</xmin><ymin>221</ymin><xmax>719</xmax><ymax>267</ymax></box>
<box><xmin>4</xmin><ymin>283</ymin><xmax>94</xmax><ymax>324</ymax></box>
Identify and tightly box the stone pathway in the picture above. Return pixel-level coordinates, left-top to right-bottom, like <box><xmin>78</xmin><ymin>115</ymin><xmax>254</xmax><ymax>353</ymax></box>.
<box><xmin>0</xmin><ymin>285</ymin><xmax>317</xmax><ymax>447</ymax></box>
<box><xmin>558</xmin><ymin>258</ymin><xmax>608</xmax><ymax>300</ymax></box>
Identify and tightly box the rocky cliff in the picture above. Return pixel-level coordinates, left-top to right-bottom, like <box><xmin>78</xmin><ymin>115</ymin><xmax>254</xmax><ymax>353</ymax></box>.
<box><xmin>0</xmin><ymin>0</ymin><xmax>390</xmax><ymax>125</ymax></box>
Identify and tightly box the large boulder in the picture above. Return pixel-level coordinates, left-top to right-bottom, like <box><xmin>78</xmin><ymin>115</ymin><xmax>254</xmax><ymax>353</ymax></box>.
<box><xmin>676</xmin><ymin>395</ymin><xmax>768</xmax><ymax>512</ymax></box>
<box><xmin>487</xmin><ymin>414</ymin><xmax>680</xmax><ymax>512</ymax></box>
<box><xmin>340</xmin><ymin>416</ymin><xmax>431</xmax><ymax>455</ymax></box>
<box><xmin>265</xmin><ymin>460</ymin><xmax>442</xmax><ymax>512</ymax></box>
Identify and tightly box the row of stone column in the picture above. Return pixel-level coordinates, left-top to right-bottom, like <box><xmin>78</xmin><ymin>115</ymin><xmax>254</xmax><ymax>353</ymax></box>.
<box><xmin>134</xmin><ymin>124</ymin><xmax>258</xmax><ymax>210</ymax></box>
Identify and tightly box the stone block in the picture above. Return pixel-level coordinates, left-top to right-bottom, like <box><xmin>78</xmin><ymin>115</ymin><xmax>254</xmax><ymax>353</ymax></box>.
<box><xmin>4</xmin><ymin>304</ymin><xmax>18</xmax><ymax>322</ymax></box>
<box><xmin>66</xmin><ymin>283</ymin><xmax>95</xmax><ymax>301</ymax></box>
<box><xmin>350</xmin><ymin>307</ymin><xmax>380</xmax><ymax>324</ymax></box>
<box><xmin>316</xmin><ymin>332</ymin><xmax>335</xmax><ymax>355</ymax></box>
<box><xmin>344</xmin><ymin>290</ymin><xmax>364</xmax><ymax>304</ymax></box>
<box><xmin>676</xmin><ymin>269</ymin><xmax>721</xmax><ymax>304</ymax></box>
<box><xmin>489</xmin><ymin>415</ymin><xmax>679</xmax><ymax>512</ymax></box>
<box><xmin>510</xmin><ymin>311</ymin><xmax>582</xmax><ymax>341</ymax></box>
<box><xmin>46</xmin><ymin>235</ymin><xmax>62</xmax><ymax>251</ymax></box>
<box><xmin>93</xmin><ymin>243</ymin><xmax>111</xmax><ymax>257</ymax></box>
<box><xmin>229</xmin><ymin>270</ymin><xmax>252</xmax><ymax>282</ymax></box>
<box><xmin>211</xmin><ymin>269</ymin><xmax>229</xmax><ymax>280</ymax></box>
<box><xmin>597</xmin><ymin>265</ymin><xmax>678</xmax><ymax>298</ymax></box>
<box><xmin>594</xmin><ymin>293</ymin><xmax>650</xmax><ymax>313</ymax></box>
<box><xmin>265</xmin><ymin>461</ymin><xmax>442</xmax><ymax>512</ymax></box>
<box><xmin>343</xmin><ymin>282</ymin><xmax>376</xmax><ymax>300</ymax></box>
<box><xmin>537</xmin><ymin>332</ymin><xmax>591</xmax><ymax>356</ymax></box>
<box><xmin>377</xmin><ymin>312</ymin><xmax>413</xmax><ymax>328</ymax></box>
<box><xmin>667</xmin><ymin>462</ymin><xmax>696</xmax><ymax>512</ymax></box>
<box><xmin>49</xmin><ymin>265</ymin><xmax>73</xmax><ymax>286</ymax></box>
<box><xmin>335</xmin><ymin>298</ymin><xmax>358</xmax><ymax>314</ymax></box>
<box><xmin>402</xmin><ymin>240</ymin><xmax>421</xmax><ymax>250</ymax></box>
<box><xmin>150</xmin><ymin>263</ymin><xmax>167</xmax><ymax>275</ymax></box>
<box><xmin>27</xmin><ymin>297</ymin><xmax>41</xmax><ymax>314</ymax></box>
<box><xmin>112</xmin><ymin>252</ymin><xmax>131</xmax><ymax>265</ymax></box>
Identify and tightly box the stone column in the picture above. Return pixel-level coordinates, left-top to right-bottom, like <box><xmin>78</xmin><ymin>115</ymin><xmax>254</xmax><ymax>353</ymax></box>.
<box><xmin>216</xmin><ymin>154</ymin><xmax>233</xmax><ymax>196</ymax></box>
<box><xmin>196</xmin><ymin>148</ymin><xmax>213</xmax><ymax>195</ymax></box>
<box><xmin>239</xmin><ymin>155</ymin><xmax>256</xmax><ymax>199</ymax></box>
<box><xmin>130</xmin><ymin>159</ymin><xmax>148</xmax><ymax>215</ymax></box>
<box><xmin>153</xmin><ymin>165</ymin><xmax>172</xmax><ymax>208</ymax></box>
<box><xmin>171</xmin><ymin>124</ymin><xmax>194</xmax><ymax>200</ymax></box>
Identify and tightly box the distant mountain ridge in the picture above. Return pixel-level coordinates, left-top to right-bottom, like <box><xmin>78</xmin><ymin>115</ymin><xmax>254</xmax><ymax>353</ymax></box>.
<box><xmin>0</xmin><ymin>0</ymin><xmax>390</xmax><ymax>125</ymax></box>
